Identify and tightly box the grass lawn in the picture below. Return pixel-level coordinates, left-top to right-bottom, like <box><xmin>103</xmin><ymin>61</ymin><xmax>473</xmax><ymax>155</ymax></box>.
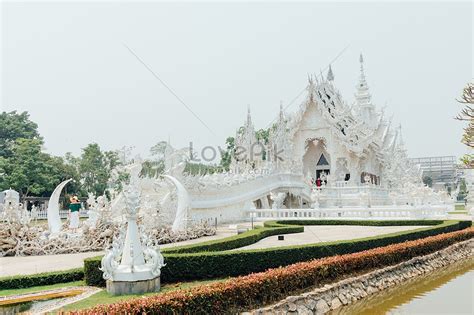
<box><xmin>60</xmin><ymin>278</ymin><xmax>227</xmax><ymax>311</ymax></box>
<box><xmin>0</xmin><ymin>281</ymin><xmax>85</xmax><ymax>297</ymax></box>
<box><xmin>455</xmin><ymin>204</ymin><xmax>466</xmax><ymax>211</ymax></box>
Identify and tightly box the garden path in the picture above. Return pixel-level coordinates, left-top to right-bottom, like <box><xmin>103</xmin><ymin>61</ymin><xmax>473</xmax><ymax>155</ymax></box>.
<box><xmin>231</xmin><ymin>225</ymin><xmax>430</xmax><ymax>251</ymax></box>
<box><xmin>0</xmin><ymin>225</ymin><xmax>241</xmax><ymax>277</ymax></box>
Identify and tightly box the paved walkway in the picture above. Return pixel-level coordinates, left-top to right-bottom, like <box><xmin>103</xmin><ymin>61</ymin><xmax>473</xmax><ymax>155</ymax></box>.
<box><xmin>231</xmin><ymin>225</ymin><xmax>429</xmax><ymax>251</ymax></box>
<box><xmin>0</xmin><ymin>220</ymin><xmax>463</xmax><ymax>277</ymax></box>
<box><xmin>0</xmin><ymin>226</ymin><xmax>239</xmax><ymax>278</ymax></box>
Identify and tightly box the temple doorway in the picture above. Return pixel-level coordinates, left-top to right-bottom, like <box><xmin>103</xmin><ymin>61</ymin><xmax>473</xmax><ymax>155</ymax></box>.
<box><xmin>303</xmin><ymin>138</ymin><xmax>331</xmax><ymax>183</ymax></box>
<box><xmin>315</xmin><ymin>154</ymin><xmax>330</xmax><ymax>183</ymax></box>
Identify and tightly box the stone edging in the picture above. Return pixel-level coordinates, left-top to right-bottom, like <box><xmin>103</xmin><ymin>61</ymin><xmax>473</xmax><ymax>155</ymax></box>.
<box><xmin>247</xmin><ymin>239</ymin><xmax>473</xmax><ymax>315</ymax></box>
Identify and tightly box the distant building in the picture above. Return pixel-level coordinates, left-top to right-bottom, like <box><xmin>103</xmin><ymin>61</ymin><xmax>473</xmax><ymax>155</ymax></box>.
<box><xmin>410</xmin><ymin>156</ymin><xmax>458</xmax><ymax>190</ymax></box>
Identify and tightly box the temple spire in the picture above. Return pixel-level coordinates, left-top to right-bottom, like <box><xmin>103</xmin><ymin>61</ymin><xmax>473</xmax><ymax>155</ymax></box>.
<box><xmin>355</xmin><ymin>53</ymin><xmax>371</xmax><ymax>105</ymax></box>
<box><xmin>279</xmin><ymin>101</ymin><xmax>284</xmax><ymax>122</ymax></box>
<box><xmin>327</xmin><ymin>65</ymin><xmax>334</xmax><ymax>81</ymax></box>
<box><xmin>247</xmin><ymin>105</ymin><xmax>252</xmax><ymax>125</ymax></box>
<box><xmin>354</xmin><ymin>53</ymin><xmax>376</xmax><ymax>127</ymax></box>
<box><xmin>398</xmin><ymin>124</ymin><xmax>405</xmax><ymax>147</ymax></box>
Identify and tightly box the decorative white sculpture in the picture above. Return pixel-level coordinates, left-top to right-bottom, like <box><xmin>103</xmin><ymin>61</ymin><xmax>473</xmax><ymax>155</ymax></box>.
<box><xmin>310</xmin><ymin>188</ymin><xmax>321</xmax><ymax>209</ymax></box>
<box><xmin>163</xmin><ymin>175</ymin><xmax>190</xmax><ymax>232</ymax></box>
<box><xmin>100</xmin><ymin>184</ymin><xmax>165</xmax><ymax>294</ymax></box>
<box><xmin>47</xmin><ymin>179</ymin><xmax>72</xmax><ymax>234</ymax></box>
<box><xmin>270</xmin><ymin>192</ymin><xmax>286</xmax><ymax>210</ymax></box>
<box><xmin>1</xmin><ymin>189</ymin><xmax>28</xmax><ymax>223</ymax></box>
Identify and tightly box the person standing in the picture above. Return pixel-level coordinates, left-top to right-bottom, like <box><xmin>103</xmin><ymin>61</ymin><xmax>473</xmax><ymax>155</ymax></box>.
<box><xmin>69</xmin><ymin>196</ymin><xmax>81</xmax><ymax>232</ymax></box>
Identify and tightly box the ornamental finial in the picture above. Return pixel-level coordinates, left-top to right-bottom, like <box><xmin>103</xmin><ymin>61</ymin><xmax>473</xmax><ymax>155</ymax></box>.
<box><xmin>247</xmin><ymin>105</ymin><xmax>252</xmax><ymax>125</ymax></box>
<box><xmin>327</xmin><ymin>65</ymin><xmax>334</xmax><ymax>81</ymax></box>
<box><xmin>359</xmin><ymin>53</ymin><xmax>365</xmax><ymax>76</ymax></box>
<box><xmin>279</xmin><ymin>101</ymin><xmax>284</xmax><ymax>122</ymax></box>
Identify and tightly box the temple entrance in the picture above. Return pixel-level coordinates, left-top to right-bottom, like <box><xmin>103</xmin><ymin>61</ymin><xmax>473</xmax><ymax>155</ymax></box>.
<box><xmin>303</xmin><ymin>138</ymin><xmax>331</xmax><ymax>184</ymax></box>
<box><xmin>361</xmin><ymin>172</ymin><xmax>380</xmax><ymax>185</ymax></box>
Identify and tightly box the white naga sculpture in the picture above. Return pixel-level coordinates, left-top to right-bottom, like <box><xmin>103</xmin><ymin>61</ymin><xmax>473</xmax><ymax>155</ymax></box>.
<box><xmin>270</xmin><ymin>192</ymin><xmax>286</xmax><ymax>210</ymax></box>
<box><xmin>100</xmin><ymin>184</ymin><xmax>165</xmax><ymax>295</ymax></box>
<box><xmin>47</xmin><ymin>179</ymin><xmax>72</xmax><ymax>234</ymax></box>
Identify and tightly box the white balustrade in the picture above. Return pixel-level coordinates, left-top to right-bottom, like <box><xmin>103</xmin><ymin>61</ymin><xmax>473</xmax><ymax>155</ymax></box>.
<box><xmin>35</xmin><ymin>209</ymin><xmax>89</xmax><ymax>220</ymax></box>
<box><xmin>248</xmin><ymin>205</ymin><xmax>448</xmax><ymax>221</ymax></box>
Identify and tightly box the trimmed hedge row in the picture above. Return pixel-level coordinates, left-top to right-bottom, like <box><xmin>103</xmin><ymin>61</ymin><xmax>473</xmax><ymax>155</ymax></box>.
<box><xmin>163</xmin><ymin>222</ymin><xmax>303</xmax><ymax>254</ymax></box>
<box><xmin>0</xmin><ymin>268</ymin><xmax>84</xmax><ymax>290</ymax></box>
<box><xmin>84</xmin><ymin>220</ymin><xmax>471</xmax><ymax>286</ymax></box>
<box><xmin>164</xmin><ymin>220</ymin><xmax>442</xmax><ymax>254</ymax></box>
<box><xmin>82</xmin><ymin>227</ymin><xmax>474</xmax><ymax>314</ymax></box>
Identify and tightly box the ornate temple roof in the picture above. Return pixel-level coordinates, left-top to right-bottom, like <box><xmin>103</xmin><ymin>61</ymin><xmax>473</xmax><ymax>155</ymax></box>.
<box><xmin>286</xmin><ymin>55</ymin><xmax>404</xmax><ymax>161</ymax></box>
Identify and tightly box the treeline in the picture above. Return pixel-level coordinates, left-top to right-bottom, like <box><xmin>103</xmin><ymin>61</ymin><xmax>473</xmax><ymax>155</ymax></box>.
<box><xmin>0</xmin><ymin>111</ymin><xmax>121</xmax><ymax>199</ymax></box>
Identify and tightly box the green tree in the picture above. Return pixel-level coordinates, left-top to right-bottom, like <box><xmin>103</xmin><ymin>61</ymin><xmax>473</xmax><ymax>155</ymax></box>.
<box><xmin>140</xmin><ymin>160</ymin><xmax>163</xmax><ymax>178</ymax></box>
<box><xmin>255</xmin><ymin>128</ymin><xmax>270</xmax><ymax>144</ymax></box>
<box><xmin>422</xmin><ymin>175</ymin><xmax>433</xmax><ymax>188</ymax></box>
<box><xmin>0</xmin><ymin>111</ymin><xmax>43</xmax><ymax>158</ymax></box>
<box><xmin>219</xmin><ymin>136</ymin><xmax>235</xmax><ymax>171</ymax></box>
<box><xmin>184</xmin><ymin>162</ymin><xmax>219</xmax><ymax>175</ymax></box>
<box><xmin>456</xmin><ymin>82</ymin><xmax>473</xmax><ymax>167</ymax></box>
<box><xmin>78</xmin><ymin>143</ymin><xmax>118</xmax><ymax>196</ymax></box>
<box><xmin>0</xmin><ymin>139</ymin><xmax>67</xmax><ymax>198</ymax></box>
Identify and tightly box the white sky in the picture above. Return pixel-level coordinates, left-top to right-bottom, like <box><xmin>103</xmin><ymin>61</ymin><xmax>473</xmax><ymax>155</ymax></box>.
<box><xmin>1</xmin><ymin>1</ymin><xmax>473</xmax><ymax>162</ymax></box>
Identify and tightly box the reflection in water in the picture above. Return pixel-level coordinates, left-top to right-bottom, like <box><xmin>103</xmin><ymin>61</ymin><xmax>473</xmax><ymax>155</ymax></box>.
<box><xmin>331</xmin><ymin>258</ymin><xmax>474</xmax><ymax>315</ymax></box>
<box><xmin>0</xmin><ymin>296</ymin><xmax>71</xmax><ymax>315</ymax></box>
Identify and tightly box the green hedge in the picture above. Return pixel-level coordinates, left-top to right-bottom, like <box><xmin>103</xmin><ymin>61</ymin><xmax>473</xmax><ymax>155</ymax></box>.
<box><xmin>164</xmin><ymin>220</ymin><xmax>442</xmax><ymax>254</ymax></box>
<box><xmin>84</xmin><ymin>220</ymin><xmax>471</xmax><ymax>286</ymax></box>
<box><xmin>85</xmin><ymin>228</ymin><xmax>474</xmax><ymax>314</ymax></box>
<box><xmin>163</xmin><ymin>223</ymin><xmax>303</xmax><ymax>254</ymax></box>
<box><xmin>0</xmin><ymin>268</ymin><xmax>84</xmax><ymax>290</ymax></box>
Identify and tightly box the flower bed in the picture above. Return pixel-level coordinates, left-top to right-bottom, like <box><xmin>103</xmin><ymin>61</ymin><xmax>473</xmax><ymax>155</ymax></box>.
<box><xmin>83</xmin><ymin>220</ymin><xmax>471</xmax><ymax>286</ymax></box>
<box><xmin>79</xmin><ymin>227</ymin><xmax>474</xmax><ymax>314</ymax></box>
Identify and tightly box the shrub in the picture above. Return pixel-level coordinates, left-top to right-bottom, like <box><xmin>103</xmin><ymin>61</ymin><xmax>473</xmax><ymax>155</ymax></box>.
<box><xmin>81</xmin><ymin>227</ymin><xmax>474</xmax><ymax>314</ymax></box>
<box><xmin>165</xmin><ymin>220</ymin><xmax>442</xmax><ymax>254</ymax></box>
<box><xmin>84</xmin><ymin>220</ymin><xmax>471</xmax><ymax>286</ymax></box>
<box><xmin>164</xmin><ymin>223</ymin><xmax>303</xmax><ymax>254</ymax></box>
<box><xmin>0</xmin><ymin>268</ymin><xmax>84</xmax><ymax>290</ymax></box>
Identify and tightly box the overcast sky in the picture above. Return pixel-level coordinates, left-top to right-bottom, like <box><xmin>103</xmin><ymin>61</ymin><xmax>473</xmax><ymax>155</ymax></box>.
<box><xmin>1</xmin><ymin>1</ymin><xmax>472</xmax><ymax>162</ymax></box>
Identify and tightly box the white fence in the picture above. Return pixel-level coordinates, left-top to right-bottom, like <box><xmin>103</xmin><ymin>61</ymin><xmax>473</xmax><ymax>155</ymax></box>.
<box><xmin>35</xmin><ymin>209</ymin><xmax>89</xmax><ymax>220</ymax></box>
<box><xmin>249</xmin><ymin>206</ymin><xmax>448</xmax><ymax>221</ymax></box>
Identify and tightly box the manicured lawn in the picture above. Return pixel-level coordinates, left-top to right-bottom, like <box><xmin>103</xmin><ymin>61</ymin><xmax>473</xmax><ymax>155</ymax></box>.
<box><xmin>0</xmin><ymin>281</ymin><xmax>84</xmax><ymax>297</ymax></box>
<box><xmin>1</xmin><ymin>278</ymin><xmax>228</xmax><ymax>312</ymax></box>
<box><xmin>60</xmin><ymin>278</ymin><xmax>227</xmax><ymax>311</ymax></box>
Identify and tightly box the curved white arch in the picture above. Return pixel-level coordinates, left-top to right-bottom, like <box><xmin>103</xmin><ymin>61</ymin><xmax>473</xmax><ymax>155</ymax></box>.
<box><xmin>163</xmin><ymin>175</ymin><xmax>189</xmax><ymax>232</ymax></box>
<box><xmin>47</xmin><ymin>179</ymin><xmax>72</xmax><ymax>234</ymax></box>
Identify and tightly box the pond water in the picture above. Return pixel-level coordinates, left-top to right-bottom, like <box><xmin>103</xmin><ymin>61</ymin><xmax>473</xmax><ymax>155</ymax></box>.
<box><xmin>331</xmin><ymin>258</ymin><xmax>473</xmax><ymax>315</ymax></box>
<box><xmin>0</xmin><ymin>288</ymin><xmax>85</xmax><ymax>315</ymax></box>
<box><xmin>0</xmin><ymin>297</ymin><xmax>72</xmax><ymax>315</ymax></box>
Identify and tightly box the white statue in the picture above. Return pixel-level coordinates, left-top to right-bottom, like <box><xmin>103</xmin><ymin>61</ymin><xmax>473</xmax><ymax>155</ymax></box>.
<box><xmin>270</xmin><ymin>192</ymin><xmax>286</xmax><ymax>210</ymax></box>
<box><xmin>163</xmin><ymin>175</ymin><xmax>190</xmax><ymax>232</ymax></box>
<box><xmin>47</xmin><ymin>179</ymin><xmax>72</xmax><ymax>235</ymax></box>
<box><xmin>310</xmin><ymin>188</ymin><xmax>321</xmax><ymax>209</ymax></box>
<box><xmin>100</xmin><ymin>184</ymin><xmax>165</xmax><ymax>293</ymax></box>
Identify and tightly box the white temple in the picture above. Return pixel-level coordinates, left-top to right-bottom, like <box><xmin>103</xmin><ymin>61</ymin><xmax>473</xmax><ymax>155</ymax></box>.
<box><xmin>168</xmin><ymin>54</ymin><xmax>452</xmax><ymax>222</ymax></box>
<box><xmin>70</xmin><ymin>54</ymin><xmax>453</xmax><ymax>226</ymax></box>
